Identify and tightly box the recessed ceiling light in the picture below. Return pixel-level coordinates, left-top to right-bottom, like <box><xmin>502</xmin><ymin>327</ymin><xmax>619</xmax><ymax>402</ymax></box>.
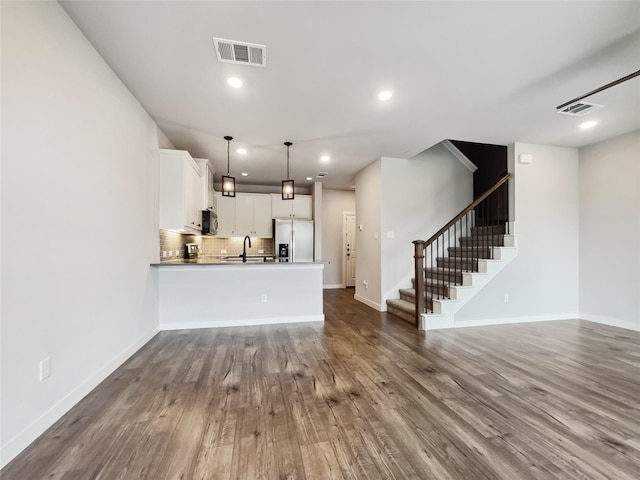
<box><xmin>227</xmin><ymin>77</ymin><xmax>243</xmax><ymax>88</ymax></box>
<box><xmin>241</xmin><ymin>172</ymin><xmax>248</xmax><ymax>176</ymax></box>
<box><xmin>378</xmin><ymin>90</ymin><xmax>392</xmax><ymax>101</ymax></box>
<box><xmin>580</xmin><ymin>120</ymin><xmax>598</xmax><ymax>129</ymax></box>
<box><xmin>320</xmin><ymin>155</ymin><xmax>331</xmax><ymax>162</ymax></box>
<box><xmin>237</xmin><ymin>148</ymin><xmax>247</xmax><ymax>155</ymax></box>
<box><xmin>306</xmin><ymin>177</ymin><xmax>313</xmax><ymax>181</ymax></box>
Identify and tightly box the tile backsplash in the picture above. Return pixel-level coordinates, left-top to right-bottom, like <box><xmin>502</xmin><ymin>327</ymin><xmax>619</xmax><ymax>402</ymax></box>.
<box><xmin>159</xmin><ymin>230</ymin><xmax>274</xmax><ymax>261</ymax></box>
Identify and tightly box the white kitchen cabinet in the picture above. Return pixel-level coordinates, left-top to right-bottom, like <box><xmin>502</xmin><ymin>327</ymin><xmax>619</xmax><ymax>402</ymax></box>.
<box><xmin>231</xmin><ymin>194</ymin><xmax>273</xmax><ymax>237</ymax></box>
<box><xmin>215</xmin><ymin>193</ymin><xmax>272</xmax><ymax>237</ymax></box>
<box><xmin>214</xmin><ymin>193</ymin><xmax>236</xmax><ymax>236</ymax></box>
<box><xmin>271</xmin><ymin>194</ymin><xmax>312</xmax><ymax>219</ymax></box>
<box><xmin>159</xmin><ymin>149</ymin><xmax>206</xmax><ymax>232</ymax></box>
<box><xmin>237</xmin><ymin>194</ymin><xmax>272</xmax><ymax>236</ymax></box>
<box><xmin>197</xmin><ymin>160</ymin><xmax>215</xmax><ymax>211</ymax></box>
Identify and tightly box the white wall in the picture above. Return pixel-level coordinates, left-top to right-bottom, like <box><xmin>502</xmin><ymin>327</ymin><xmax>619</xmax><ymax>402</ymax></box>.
<box><xmin>355</xmin><ymin>159</ymin><xmax>382</xmax><ymax>309</ymax></box>
<box><xmin>1</xmin><ymin>2</ymin><xmax>160</xmax><ymax>466</ymax></box>
<box><xmin>157</xmin><ymin>127</ymin><xmax>175</xmax><ymax>149</ymax></box>
<box><xmin>380</xmin><ymin>146</ymin><xmax>473</xmax><ymax>304</ymax></box>
<box><xmin>355</xmin><ymin>146</ymin><xmax>473</xmax><ymax>310</ymax></box>
<box><xmin>579</xmin><ymin>130</ymin><xmax>640</xmax><ymax>331</ymax></box>
<box><xmin>321</xmin><ymin>189</ymin><xmax>355</xmax><ymax>287</ymax></box>
<box><xmin>456</xmin><ymin>143</ymin><xmax>580</xmax><ymax>324</ymax></box>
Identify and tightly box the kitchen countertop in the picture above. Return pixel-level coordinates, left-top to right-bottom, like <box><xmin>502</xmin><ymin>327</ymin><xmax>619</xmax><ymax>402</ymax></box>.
<box><xmin>151</xmin><ymin>255</ymin><xmax>325</xmax><ymax>266</ymax></box>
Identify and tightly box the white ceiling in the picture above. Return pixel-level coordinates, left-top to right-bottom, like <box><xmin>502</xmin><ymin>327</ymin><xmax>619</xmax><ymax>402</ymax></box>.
<box><xmin>60</xmin><ymin>1</ymin><xmax>640</xmax><ymax>190</ymax></box>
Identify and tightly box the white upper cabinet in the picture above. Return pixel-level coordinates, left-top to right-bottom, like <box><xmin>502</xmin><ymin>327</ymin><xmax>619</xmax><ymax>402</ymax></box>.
<box><xmin>271</xmin><ymin>194</ymin><xmax>312</xmax><ymax>219</ymax></box>
<box><xmin>215</xmin><ymin>193</ymin><xmax>272</xmax><ymax>237</ymax></box>
<box><xmin>216</xmin><ymin>193</ymin><xmax>272</xmax><ymax>237</ymax></box>
<box><xmin>242</xmin><ymin>194</ymin><xmax>273</xmax><ymax>237</ymax></box>
<box><xmin>214</xmin><ymin>193</ymin><xmax>236</xmax><ymax>236</ymax></box>
<box><xmin>159</xmin><ymin>149</ymin><xmax>206</xmax><ymax>232</ymax></box>
<box><xmin>194</xmin><ymin>159</ymin><xmax>215</xmax><ymax>211</ymax></box>
<box><xmin>200</xmin><ymin>161</ymin><xmax>215</xmax><ymax>211</ymax></box>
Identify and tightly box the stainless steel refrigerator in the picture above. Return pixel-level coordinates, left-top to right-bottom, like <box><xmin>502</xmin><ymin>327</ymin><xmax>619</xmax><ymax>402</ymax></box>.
<box><xmin>274</xmin><ymin>219</ymin><xmax>314</xmax><ymax>262</ymax></box>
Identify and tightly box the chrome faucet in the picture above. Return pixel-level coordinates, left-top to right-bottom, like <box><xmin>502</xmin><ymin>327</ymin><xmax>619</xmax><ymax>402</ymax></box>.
<box><xmin>241</xmin><ymin>235</ymin><xmax>252</xmax><ymax>263</ymax></box>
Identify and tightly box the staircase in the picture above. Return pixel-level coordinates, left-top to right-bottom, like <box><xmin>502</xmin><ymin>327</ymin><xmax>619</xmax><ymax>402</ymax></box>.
<box><xmin>386</xmin><ymin>174</ymin><xmax>517</xmax><ymax>330</ymax></box>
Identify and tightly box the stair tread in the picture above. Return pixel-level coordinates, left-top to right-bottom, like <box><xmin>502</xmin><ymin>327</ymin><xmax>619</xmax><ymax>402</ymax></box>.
<box><xmin>386</xmin><ymin>298</ymin><xmax>415</xmax><ymax>313</ymax></box>
<box><xmin>400</xmin><ymin>287</ymin><xmax>446</xmax><ymax>300</ymax></box>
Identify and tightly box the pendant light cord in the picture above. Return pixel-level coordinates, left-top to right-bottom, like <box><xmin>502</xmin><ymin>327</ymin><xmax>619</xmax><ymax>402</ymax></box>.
<box><xmin>224</xmin><ymin>135</ymin><xmax>233</xmax><ymax>175</ymax></box>
<box><xmin>286</xmin><ymin>144</ymin><xmax>290</xmax><ymax>180</ymax></box>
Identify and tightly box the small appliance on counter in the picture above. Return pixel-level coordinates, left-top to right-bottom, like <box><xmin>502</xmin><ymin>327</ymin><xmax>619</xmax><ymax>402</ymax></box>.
<box><xmin>184</xmin><ymin>243</ymin><xmax>200</xmax><ymax>261</ymax></box>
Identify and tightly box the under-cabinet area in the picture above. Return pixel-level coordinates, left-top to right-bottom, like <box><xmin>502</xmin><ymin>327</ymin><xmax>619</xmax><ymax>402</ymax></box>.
<box><xmin>159</xmin><ymin>229</ymin><xmax>275</xmax><ymax>263</ymax></box>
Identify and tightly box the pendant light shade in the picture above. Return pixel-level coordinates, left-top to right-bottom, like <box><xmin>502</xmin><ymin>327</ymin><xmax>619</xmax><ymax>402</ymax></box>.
<box><xmin>282</xmin><ymin>141</ymin><xmax>294</xmax><ymax>200</ymax></box>
<box><xmin>222</xmin><ymin>135</ymin><xmax>235</xmax><ymax>197</ymax></box>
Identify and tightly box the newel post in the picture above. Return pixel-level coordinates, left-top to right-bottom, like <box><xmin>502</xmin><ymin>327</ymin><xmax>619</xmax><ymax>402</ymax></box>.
<box><xmin>412</xmin><ymin>240</ymin><xmax>426</xmax><ymax>328</ymax></box>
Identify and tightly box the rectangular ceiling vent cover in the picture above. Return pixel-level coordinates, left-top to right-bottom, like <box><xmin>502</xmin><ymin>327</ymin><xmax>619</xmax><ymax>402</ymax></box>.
<box><xmin>213</xmin><ymin>38</ymin><xmax>266</xmax><ymax>67</ymax></box>
<box><xmin>316</xmin><ymin>172</ymin><xmax>328</xmax><ymax>178</ymax></box>
<box><xmin>556</xmin><ymin>101</ymin><xmax>604</xmax><ymax>116</ymax></box>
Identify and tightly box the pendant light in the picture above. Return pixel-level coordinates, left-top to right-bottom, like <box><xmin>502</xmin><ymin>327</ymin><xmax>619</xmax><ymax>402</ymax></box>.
<box><xmin>282</xmin><ymin>141</ymin><xmax>294</xmax><ymax>200</ymax></box>
<box><xmin>221</xmin><ymin>136</ymin><xmax>235</xmax><ymax>197</ymax></box>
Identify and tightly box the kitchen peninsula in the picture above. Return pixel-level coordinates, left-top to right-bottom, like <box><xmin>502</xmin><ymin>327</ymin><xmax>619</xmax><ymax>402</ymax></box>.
<box><xmin>155</xmin><ymin>147</ymin><xmax>323</xmax><ymax>329</ymax></box>
<box><xmin>152</xmin><ymin>261</ymin><xmax>324</xmax><ymax>329</ymax></box>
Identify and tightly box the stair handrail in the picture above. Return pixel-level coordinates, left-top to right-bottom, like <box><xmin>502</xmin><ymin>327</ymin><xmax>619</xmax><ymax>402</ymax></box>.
<box><xmin>412</xmin><ymin>173</ymin><xmax>511</xmax><ymax>327</ymax></box>
<box><xmin>424</xmin><ymin>173</ymin><xmax>511</xmax><ymax>247</ymax></box>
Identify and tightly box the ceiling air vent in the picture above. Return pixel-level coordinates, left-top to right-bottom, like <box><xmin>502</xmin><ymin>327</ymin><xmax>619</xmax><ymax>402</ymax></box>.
<box><xmin>316</xmin><ymin>172</ymin><xmax>328</xmax><ymax>178</ymax></box>
<box><xmin>556</xmin><ymin>101</ymin><xmax>604</xmax><ymax>116</ymax></box>
<box><xmin>213</xmin><ymin>38</ymin><xmax>266</xmax><ymax>67</ymax></box>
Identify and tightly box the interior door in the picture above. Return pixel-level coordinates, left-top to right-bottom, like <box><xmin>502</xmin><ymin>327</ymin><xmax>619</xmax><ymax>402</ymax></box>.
<box><xmin>344</xmin><ymin>212</ymin><xmax>356</xmax><ymax>287</ymax></box>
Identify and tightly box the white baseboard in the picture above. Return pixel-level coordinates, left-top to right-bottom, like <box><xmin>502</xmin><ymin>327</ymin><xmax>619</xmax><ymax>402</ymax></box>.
<box><xmin>323</xmin><ymin>284</ymin><xmax>346</xmax><ymax>289</ymax></box>
<box><xmin>579</xmin><ymin>313</ymin><xmax>640</xmax><ymax>332</ymax></box>
<box><xmin>0</xmin><ymin>327</ymin><xmax>159</xmax><ymax>469</ymax></box>
<box><xmin>160</xmin><ymin>315</ymin><xmax>325</xmax><ymax>331</ymax></box>
<box><xmin>449</xmin><ymin>313</ymin><xmax>579</xmax><ymax>330</ymax></box>
<box><xmin>354</xmin><ymin>294</ymin><xmax>383</xmax><ymax>311</ymax></box>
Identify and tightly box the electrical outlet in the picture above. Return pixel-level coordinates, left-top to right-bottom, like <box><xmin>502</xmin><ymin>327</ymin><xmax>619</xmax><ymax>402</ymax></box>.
<box><xmin>39</xmin><ymin>357</ymin><xmax>51</xmax><ymax>382</ymax></box>
<box><xmin>221</xmin><ymin>249</ymin><xmax>227</xmax><ymax>254</ymax></box>
<box><xmin>162</xmin><ymin>251</ymin><xmax>167</xmax><ymax>258</ymax></box>
<box><xmin>504</xmin><ymin>294</ymin><xmax>510</xmax><ymax>303</ymax></box>
<box><xmin>261</xmin><ymin>294</ymin><xmax>267</xmax><ymax>302</ymax></box>
<box><xmin>258</xmin><ymin>249</ymin><xmax>264</xmax><ymax>254</ymax></box>
<box><xmin>363</xmin><ymin>280</ymin><xmax>368</xmax><ymax>288</ymax></box>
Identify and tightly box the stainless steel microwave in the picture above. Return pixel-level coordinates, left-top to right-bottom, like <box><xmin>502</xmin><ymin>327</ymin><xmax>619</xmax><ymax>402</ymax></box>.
<box><xmin>201</xmin><ymin>210</ymin><xmax>218</xmax><ymax>235</ymax></box>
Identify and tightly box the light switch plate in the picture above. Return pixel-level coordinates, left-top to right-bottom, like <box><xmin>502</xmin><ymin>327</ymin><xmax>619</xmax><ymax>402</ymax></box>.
<box><xmin>39</xmin><ymin>357</ymin><xmax>51</xmax><ymax>381</ymax></box>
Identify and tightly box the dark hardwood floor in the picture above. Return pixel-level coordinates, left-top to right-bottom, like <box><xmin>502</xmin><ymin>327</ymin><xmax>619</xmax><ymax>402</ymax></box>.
<box><xmin>3</xmin><ymin>289</ymin><xmax>640</xmax><ymax>479</ymax></box>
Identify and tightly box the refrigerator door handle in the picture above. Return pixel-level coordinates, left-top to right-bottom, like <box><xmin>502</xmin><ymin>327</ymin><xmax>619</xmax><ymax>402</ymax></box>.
<box><xmin>291</xmin><ymin>230</ymin><xmax>295</xmax><ymax>262</ymax></box>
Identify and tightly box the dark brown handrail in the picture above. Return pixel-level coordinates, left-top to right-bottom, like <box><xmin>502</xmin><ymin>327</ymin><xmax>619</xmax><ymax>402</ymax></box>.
<box><xmin>422</xmin><ymin>173</ymin><xmax>511</xmax><ymax>248</ymax></box>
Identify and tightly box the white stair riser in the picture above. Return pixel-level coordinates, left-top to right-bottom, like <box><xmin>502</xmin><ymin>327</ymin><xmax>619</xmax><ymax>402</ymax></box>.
<box><xmin>421</xmin><ymin>244</ymin><xmax>518</xmax><ymax>331</ymax></box>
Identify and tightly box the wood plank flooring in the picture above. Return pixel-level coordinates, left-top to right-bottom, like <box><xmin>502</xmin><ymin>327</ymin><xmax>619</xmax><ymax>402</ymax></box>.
<box><xmin>3</xmin><ymin>288</ymin><xmax>640</xmax><ymax>479</ymax></box>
